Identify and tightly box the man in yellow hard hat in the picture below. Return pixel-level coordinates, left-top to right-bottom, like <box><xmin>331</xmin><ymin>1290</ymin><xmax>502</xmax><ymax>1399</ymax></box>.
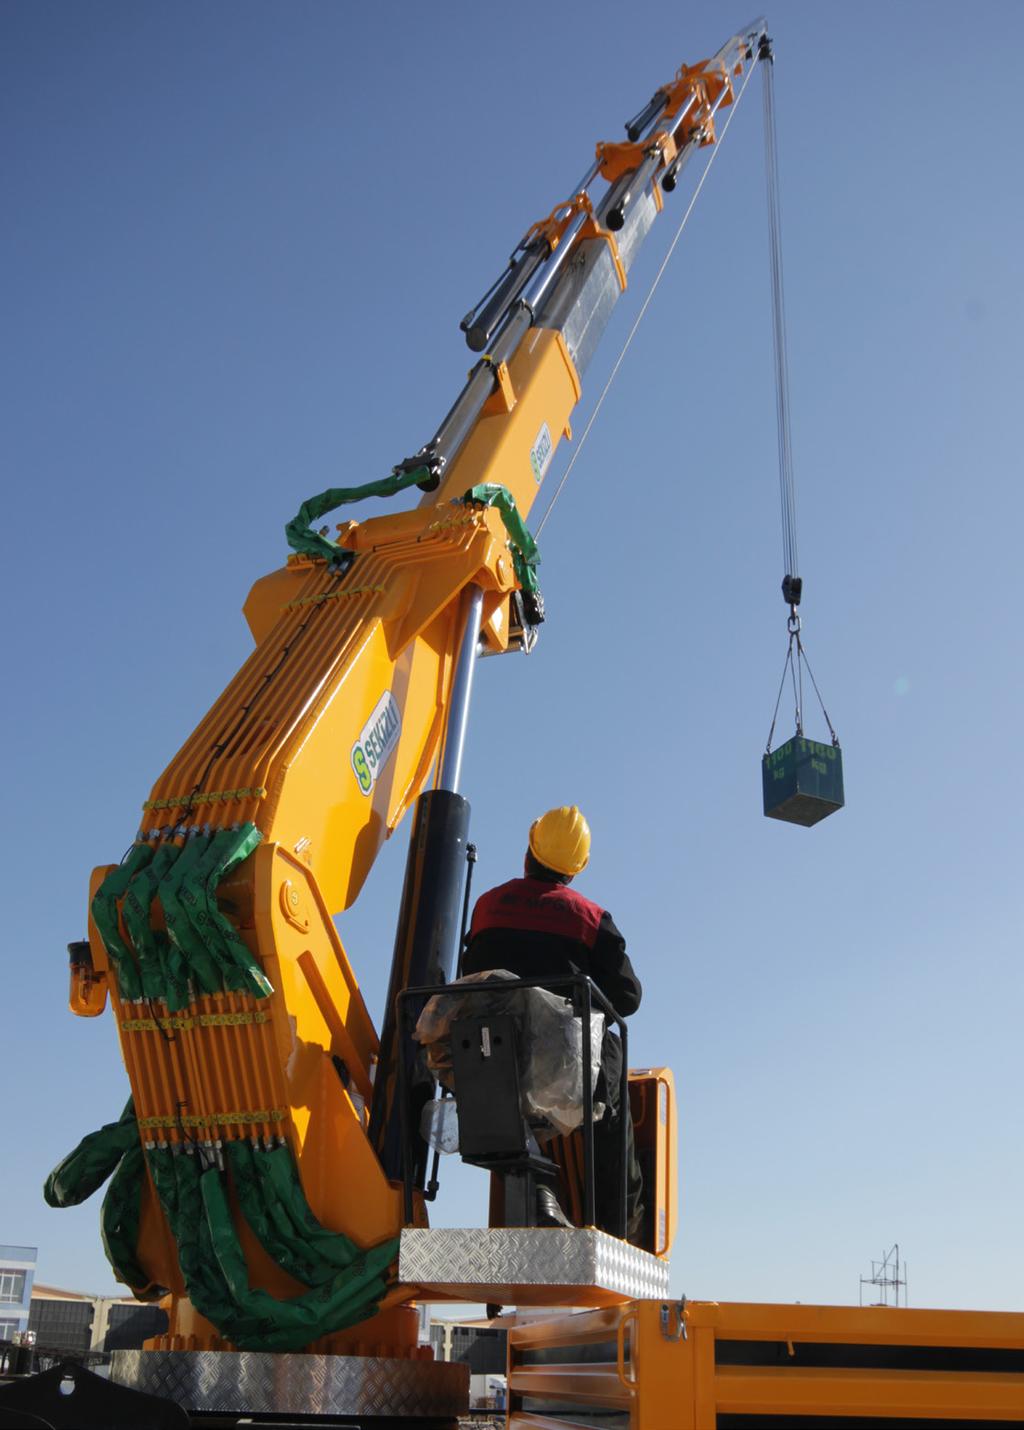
<box><xmin>462</xmin><ymin>806</ymin><xmax>643</xmax><ymax>1241</ymax></box>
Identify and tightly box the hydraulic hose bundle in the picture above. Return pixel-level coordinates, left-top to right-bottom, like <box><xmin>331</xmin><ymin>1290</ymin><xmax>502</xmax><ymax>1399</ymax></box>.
<box><xmin>46</xmin><ymin>1104</ymin><xmax>397</xmax><ymax>1349</ymax></box>
<box><xmin>45</xmin><ymin>824</ymin><xmax>399</xmax><ymax>1348</ymax></box>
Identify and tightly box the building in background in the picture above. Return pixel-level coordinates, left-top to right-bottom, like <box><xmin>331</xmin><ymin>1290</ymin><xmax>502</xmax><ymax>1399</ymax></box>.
<box><xmin>28</xmin><ymin>1286</ymin><xmax>167</xmax><ymax>1356</ymax></box>
<box><xmin>428</xmin><ymin>1315</ymin><xmax>507</xmax><ymax>1410</ymax></box>
<box><xmin>0</xmin><ymin>1245</ymin><xmax>37</xmax><ymax>1341</ymax></box>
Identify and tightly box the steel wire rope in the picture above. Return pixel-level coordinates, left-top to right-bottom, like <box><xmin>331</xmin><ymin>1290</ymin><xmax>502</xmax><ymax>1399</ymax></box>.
<box><xmin>762</xmin><ymin>42</ymin><xmax>799</xmax><ymax>586</ymax></box>
<box><xmin>534</xmin><ymin>55</ymin><xmax>758</xmax><ymax>539</ymax></box>
<box><xmin>793</xmin><ymin>633</ymin><xmax>804</xmax><ymax>735</ymax></box>
<box><xmin>759</xmin><ymin>40</ymin><xmax>840</xmax><ymax>754</ymax></box>
<box><xmin>765</xmin><ymin>628</ymin><xmax>839</xmax><ymax>751</ymax></box>
<box><xmin>765</xmin><ymin>638</ymin><xmax>795</xmax><ymax>753</ymax></box>
<box><xmin>795</xmin><ymin>631</ymin><xmax>838</xmax><ymax>744</ymax></box>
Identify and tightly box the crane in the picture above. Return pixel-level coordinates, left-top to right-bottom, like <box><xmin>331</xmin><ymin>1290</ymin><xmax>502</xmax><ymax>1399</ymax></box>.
<box><xmin>27</xmin><ymin>18</ymin><xmax>1024</xmax><ymax>1430</ymax></box>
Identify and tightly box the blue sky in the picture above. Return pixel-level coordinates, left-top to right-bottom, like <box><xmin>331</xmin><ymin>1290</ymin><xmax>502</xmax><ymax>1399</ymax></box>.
<box><xmin>3</xmin><ymin>0</ymin><xmax>1022</xmax><ymax>1314</ymax></box>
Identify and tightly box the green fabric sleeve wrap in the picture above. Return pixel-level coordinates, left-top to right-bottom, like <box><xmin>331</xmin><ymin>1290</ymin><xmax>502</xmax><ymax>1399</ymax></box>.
<box><xmin>159</xmin><ymin>835</ymin><xmax>216</xmax><ymax>993</ymax></box>
<box><xmin>48</xmin><ymin>1103</ymin><xmax>398</xmax><ymax>1344</ymax></box>
<box><xmin>285</xmin><ymin>465</ymin><xmax>431</xmax><ymax>563</ymax></box>
<box><xmin>44</xmin><ymin>1100</ymin><xmax>162</xmax><ymax>1298</ymax></box>
<box><xmin>227</xmin><ymin>1141</ymin><xmax>364</xmax><ymax>1283</ymax></box>
<box><xmin>226</xmin><ymin>1141</ymin><xmax>333</xmax><ymax>1288</ymax></box>
<box><xmin>91</xmin><ymin>845</ymin><xmax>155</xmax><ymax>1001</ymax></box>
<box><xmin>44</xmin><ymin>1100</ymin><xmax>138</xmax><ymax>1208</ymax></box>
<box><xmin>92</xmin><ymin>823</ymin><xmax>268</xmax><ymax>1007</ymax></box>
<box><xmin>100</xmin><ymin>1141</ymin><xmax>163</xmax><ymax>1301</ymax></box>
<box><xmin>56</xmin><ymin>814</ymin><xmax>403</xmax><ymax>1346</ymax></box>
<box><xmin>201</xmin><ymin>1165</ymin><xmax>397</xmax><ymax>1352</ymax></box>
<box><xmin>152</xmin><ymin>1146</ymin><xmax>263</xmax><ymax>1342</ymax></box>
<box><xmin>464</xmin><ymin>482</ymin><xmax>541</xmax><ymax>594</ymax></box>
<box><xmin>179</xmin><ymin>832</ymin><xmax>248</xmax><ymax>993</ymax></box>
<box><xmin>257</xmin><ymin>1144</ymin><xmax>366</xmax><ymax>1270</ymax></box>
<box><xmin>157</xmin><ymin>835</ymin><xmax>216</xmax><ymax>1008</ymax></box>
<box><xmin>201</xmin><ymin>824</ymin><xmax>271</xmax><ymax>998</ymax></box>
<box><xmin>177</xmin><ymin>825</ymin><xmax>270</xmax><ymax>999</ymax></box>
<box><xmin>148</xmin><ymin>1145</ymin><xmax>398</xmax><ymax>1352</ymax></box>
<box><xmin>122</xmin><ymin>842</ymin><xmax>181</xmax><ymax>1002</ymax></box>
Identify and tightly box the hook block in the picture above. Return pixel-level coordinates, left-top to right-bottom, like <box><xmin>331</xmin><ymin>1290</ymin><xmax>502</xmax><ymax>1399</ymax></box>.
<box><xmin>762</xmin><ymin>736</ymin><xmax>844</xmax><ymax>826</ymax></box>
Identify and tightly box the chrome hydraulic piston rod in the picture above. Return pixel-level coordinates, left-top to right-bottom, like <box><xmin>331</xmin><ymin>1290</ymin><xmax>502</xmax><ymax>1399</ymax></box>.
<box><xmin>436</xmin><ymin>585</ymin><xmax>484</xmax><ymax>795</ymax></box>
<box><xmin>462</xmin><ymin>245</ymin><xmax>549</xmax><ymax>352</ymax></box>
<box><xmin>603</xmin><ymin>92</ymin><xmax>699</xmax><ymax>232</ymax></box>
<box><xmin>460</xmin><ymin>245</ymin><xmax>549</xmax><ymax>351</ymax></box>
<box><xmin>461</xmin><ymin>159</ymin><xmax>602</xmax><ymax>354</ymax></box>
<box><xmin>404</xmin><ymin>21</ymin><xmax>765</xmax><ymax>492</ymax></box>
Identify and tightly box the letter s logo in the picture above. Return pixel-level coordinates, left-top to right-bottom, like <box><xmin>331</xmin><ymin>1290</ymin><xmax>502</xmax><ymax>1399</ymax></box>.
<box><xmin>351</xmin><ymin>690</ymin><xmax>402</xmax><ymax>795</ymax></box>
<box><xmin>352</xmin><ymin>746</ymin><xmax>372</xmax><ymax>794</ymax></box>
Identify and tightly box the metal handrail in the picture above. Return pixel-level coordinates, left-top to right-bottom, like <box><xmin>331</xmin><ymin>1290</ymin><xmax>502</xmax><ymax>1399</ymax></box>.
<box><xmin>397</xmin><ymin>973</ymin><xmax>629</xmax><ymax>1238</ymax></box>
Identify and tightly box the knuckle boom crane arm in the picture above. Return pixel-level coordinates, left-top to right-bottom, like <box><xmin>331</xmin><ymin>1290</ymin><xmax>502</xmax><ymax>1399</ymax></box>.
<box><xmin>56</xmin><ymin>21</ymin><xmax>765</xmax><ymax>1360</ymax></box>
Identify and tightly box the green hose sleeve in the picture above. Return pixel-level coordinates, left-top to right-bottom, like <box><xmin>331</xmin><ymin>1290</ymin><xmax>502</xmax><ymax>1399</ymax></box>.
<box><xmin>285</xmin><ymin>466</ymin><xmax>432</xmax><ymax>562</ymax></box>
<box><xmin>91</xmin><ymin>845</ymin><xmax>154</xmax><ymax>1001</ymax></box>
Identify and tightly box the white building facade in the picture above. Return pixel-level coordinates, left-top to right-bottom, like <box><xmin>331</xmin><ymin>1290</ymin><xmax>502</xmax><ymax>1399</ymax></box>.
<box><xmin>0</xmin><ymin>1244</ymin><xmax>37</xmax><ymax>1340</ymax></box>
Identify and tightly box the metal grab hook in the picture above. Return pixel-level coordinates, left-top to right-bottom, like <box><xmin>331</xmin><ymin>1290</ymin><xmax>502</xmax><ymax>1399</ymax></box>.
<box><xmin>787</xmin><ymin>609</ymin><xmax>801</xmax><ymax>635</ymax></box>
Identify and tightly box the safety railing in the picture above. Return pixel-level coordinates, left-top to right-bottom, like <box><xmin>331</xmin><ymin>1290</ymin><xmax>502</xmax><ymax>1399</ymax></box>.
<box><xmin>397</xmin><ymin>973</ymin><xmax>628</xmax><ymax>1237</ymax></box>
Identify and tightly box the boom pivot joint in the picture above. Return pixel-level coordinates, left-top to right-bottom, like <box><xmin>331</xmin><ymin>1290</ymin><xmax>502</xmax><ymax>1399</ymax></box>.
<box><xmin>394</xmin><ymin>449</ymin><xmax>444</xmax><ymax>492</ymax></box>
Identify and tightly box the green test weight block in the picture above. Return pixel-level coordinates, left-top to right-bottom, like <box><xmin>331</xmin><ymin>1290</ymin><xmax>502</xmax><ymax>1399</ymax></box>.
<box><xmin>762</xmin><ymin>736</ymin><xmax>844</xmax><ymax>827</ymax></box>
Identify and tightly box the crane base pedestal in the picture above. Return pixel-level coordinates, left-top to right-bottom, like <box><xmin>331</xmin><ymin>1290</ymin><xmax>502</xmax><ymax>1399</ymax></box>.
<box><xmin>109</xmin><ymin>1349</ymin><xmax>468</xmax><ymax>1424</ymax></box>
<box><xmin>398</xmin><ymin>1225</ymin><xmax>670</xmax><ymax>1306</ymax></box>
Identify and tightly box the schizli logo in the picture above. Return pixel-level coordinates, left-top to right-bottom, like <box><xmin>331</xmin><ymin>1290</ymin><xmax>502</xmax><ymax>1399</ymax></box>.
<box><xmin>530</xmin><ymin>422</ymin><xmax>554</xmax><ymax>483</ymax></box>
<box><xmin>351</xmin><ymin>692</ymin><xmax>401</xmax><ymax>795</ymax></box>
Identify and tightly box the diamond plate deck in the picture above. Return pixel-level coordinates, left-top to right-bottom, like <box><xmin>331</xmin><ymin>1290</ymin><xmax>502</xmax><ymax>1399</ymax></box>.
<box><xmin>110</xmin><ymin>1350</ymin><xmax>468</xmax><ymax>1419</ymax></box>
<box><xmin>399</xmin><ymin>1226</ymin><xmax>670</xmax><ymax>1304</ymax></box>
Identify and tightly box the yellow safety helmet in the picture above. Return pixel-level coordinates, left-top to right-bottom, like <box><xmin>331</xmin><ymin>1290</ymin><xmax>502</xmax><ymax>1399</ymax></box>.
<box><xmin>528</xmin><ymin>805</ymin><xmax>591</xmax><ymax>877</ymax></box>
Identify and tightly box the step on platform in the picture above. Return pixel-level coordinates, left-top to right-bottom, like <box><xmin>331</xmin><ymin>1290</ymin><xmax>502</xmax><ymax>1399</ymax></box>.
<box><xmin>399</xmin><ymin>1226</ymin><xmax>670</xmax><ymax>1305</ymax></box>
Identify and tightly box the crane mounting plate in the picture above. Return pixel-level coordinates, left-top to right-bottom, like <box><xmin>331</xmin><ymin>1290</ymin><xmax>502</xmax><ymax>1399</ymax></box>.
<box><xmin>110</xmin><ymin>1350</ymin><xmax>468</xmax><ymax>1420</ymax></box>
<box><xmin>399</xmin><ymin>1226</ymin><xmax>669</xmax><ymax>1305</ymax></box>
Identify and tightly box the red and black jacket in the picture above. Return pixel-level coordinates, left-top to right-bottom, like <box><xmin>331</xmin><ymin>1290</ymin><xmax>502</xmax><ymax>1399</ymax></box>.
<box><xmin>462</xmin><ymin>875</ymin><xmax>642</xmax><ymax>1018</ymax></box>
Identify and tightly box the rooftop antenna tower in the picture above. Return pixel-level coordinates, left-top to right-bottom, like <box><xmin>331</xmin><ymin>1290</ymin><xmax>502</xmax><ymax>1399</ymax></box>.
<box><xmin>860</xmin><ymin>1243</ymin><xmax>908</xmax><ymax>1307</ymax></box>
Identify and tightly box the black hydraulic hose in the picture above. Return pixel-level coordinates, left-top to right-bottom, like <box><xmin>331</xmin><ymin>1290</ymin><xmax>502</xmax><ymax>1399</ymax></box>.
<box><xmin>456</xmin><ymin>842</ymin><xmax>478</xmax><ymax>980</ymax></box>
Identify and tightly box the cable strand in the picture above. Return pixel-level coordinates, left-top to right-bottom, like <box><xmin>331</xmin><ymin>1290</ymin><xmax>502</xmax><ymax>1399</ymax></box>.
<box><xmin>762</xmin><ymin>45</ymin><xmax>799</xmax><ymax>584</ymax></box>
<box><xmin>795</xmin><ymin>634</ymin><xmax>839</xmax><ymax>744</ymax></box>
<box><xmin>766</xmin><ymin>635</ymin><xmax>795</xmax><ymax>753</ymax></box>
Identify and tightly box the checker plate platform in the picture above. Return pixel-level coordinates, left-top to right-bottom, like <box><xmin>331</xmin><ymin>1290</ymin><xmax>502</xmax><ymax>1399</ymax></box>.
<box><xmin>399</xmin><ymin>1226</ymin><xmax>669</xmax><ymax>1304</ymax></box>
<box><xmin>110</xmin><ymin>1349</ymin><xmax>468</xmax><ymax>1419</ymax></box>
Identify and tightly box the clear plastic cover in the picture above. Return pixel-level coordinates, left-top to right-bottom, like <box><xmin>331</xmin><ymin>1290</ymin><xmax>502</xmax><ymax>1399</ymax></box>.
<box><xmin>420</xmin><ymin>1096</ymin><xmax>461</xmax><ymax>1154</ymax></box>
<box><xmin>413</xmin><ymin>969</ymin><xmax>605</xmax><ymax>1138</ymax></box>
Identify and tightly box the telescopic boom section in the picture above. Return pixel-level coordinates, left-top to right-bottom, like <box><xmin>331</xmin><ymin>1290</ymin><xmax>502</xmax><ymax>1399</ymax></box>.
<box><xmin>70</xmin><ymin>22</ymin><xmax>766</xmax><ymax>1354</ymax></box>
<box><xmin>433</xmin><ymin>18</ymin><xmax>767</xmax><ymax>522</ymax></box>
